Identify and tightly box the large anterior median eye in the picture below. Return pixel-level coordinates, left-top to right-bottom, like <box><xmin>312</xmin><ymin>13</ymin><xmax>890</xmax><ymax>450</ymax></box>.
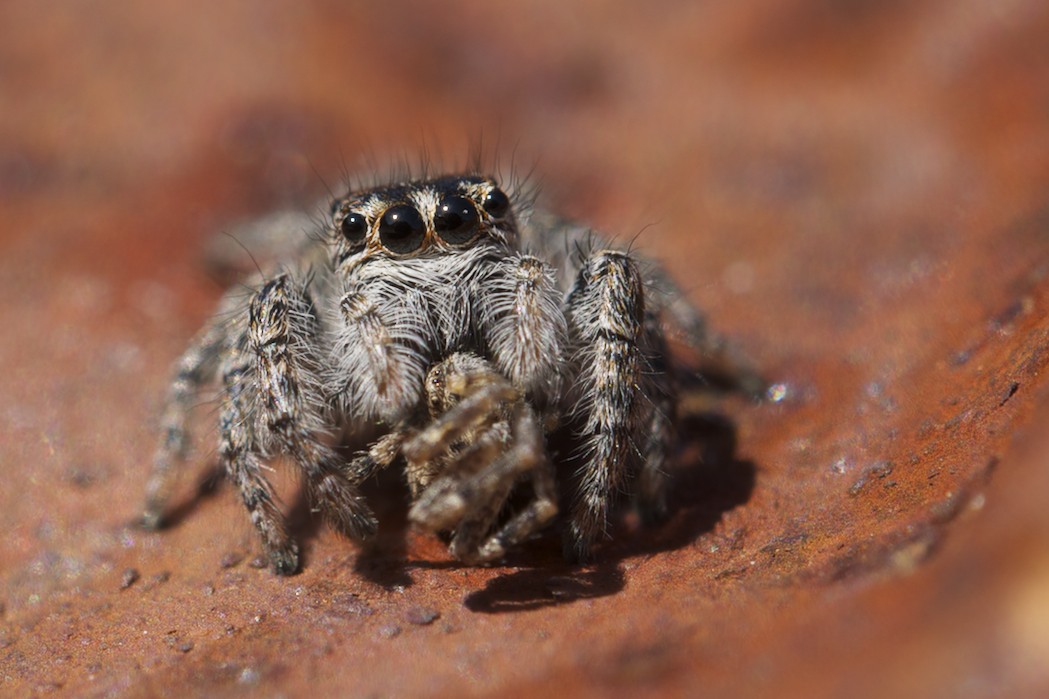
<box><xmin>378</xmin><ymin>204</ymin><xmax>426</xmax><ymax>254</ymax></box>
<box><xmin>433</xmin><ymin>195</ymin><xmax>479</xmax><ymax>245</ymax></box>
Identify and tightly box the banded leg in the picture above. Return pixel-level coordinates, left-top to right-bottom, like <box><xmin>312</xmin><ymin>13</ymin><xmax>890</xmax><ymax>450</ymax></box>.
<box><xmin>251</xmin><ymin>276</ymin><xmax>377</xmax><ymax>544</ymax></box>
<box><xmin>219</xmin><ymin>342</ymin><xmax>299</xmax><ymax>575</ymax></box>
<box><xmin>346</xmin><ymin>431</ymin><xmax>412</xmax><ymax>484</ymax></box>
<box><xmin>563</xmin><ymin>250</ymin><xmax>652</xmax><ymax>560</ymax></box>
<box><xmin>649</xmin><ymin>266</ymin><xmax>767</xmax><ymax>399</ymax></box>
<box><xmin>636</xmin><ymin>310</ymin><xmax>676</xmax><ymax>525</ymax></box>
<box><xmin>143</xmin><ymin>314</ymin><xmax>228</xmax><ymax>528</ymax></box>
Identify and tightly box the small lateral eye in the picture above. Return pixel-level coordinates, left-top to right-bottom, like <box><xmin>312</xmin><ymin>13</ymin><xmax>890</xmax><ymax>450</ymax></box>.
<box><xmin>482</xmin><ymin>187</ymin><xmax>510</xmax><ymax>218</ymax></box>
<box><xmin>339</xmin><ymin>211</ymin><xmax>368</xmax><ymax>246</ymax></box>
<box><xmin>433</xmin><ymin>195</ymin><xmax>479</xmax><ymax>245</ymax></box>
<box><xmin>378</xmin><ymin>204</ymin><xmax>426</xmax><ymax>254</ymax></box>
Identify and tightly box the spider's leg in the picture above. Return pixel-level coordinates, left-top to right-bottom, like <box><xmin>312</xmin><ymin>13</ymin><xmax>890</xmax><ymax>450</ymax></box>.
<box><xmin>143</xmin><ymin>298</ymin><xmax>234</xmax><ymax>528</ymax></box>
<box><xmin>636</xmin><ymin>309</ymin><xmax>676</xmax><ymax>525</ymax></box>
<box><xmin>477</xmin><ymin>253</ymin><xmax>567</xmax><ymax>408</ymax></box>
<box><xmin>563</xmin><ymin>250</ymin><xmax>653</xmax><ymax>561</ymax></box>
<box><xmin>649</xmin><ymin>265</ymin><xmax>767</xmax><ymax>398</ymax></box>
<box><xmin>218</xmin><ymin>338</ymin><xmax>299</xmax><ymax>575</ymax></box>
<box><xmin>251</xmin><ymin>275</ymin><xmax>377</xmax><ymax>543</ymax></box>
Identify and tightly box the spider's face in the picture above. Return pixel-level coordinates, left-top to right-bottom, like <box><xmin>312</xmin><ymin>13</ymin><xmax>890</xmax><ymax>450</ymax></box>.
<box><xmin>330</xmin><ymin>175</ymin><xmax>516</xmax><ymax>265</ymax></box>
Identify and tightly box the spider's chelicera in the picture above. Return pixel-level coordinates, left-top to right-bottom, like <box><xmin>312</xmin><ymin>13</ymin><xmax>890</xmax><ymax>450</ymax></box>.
<box><xmin>143</xmin><ymin>173</ymin><xmax>748</xmax><ymax>575</ymax></box>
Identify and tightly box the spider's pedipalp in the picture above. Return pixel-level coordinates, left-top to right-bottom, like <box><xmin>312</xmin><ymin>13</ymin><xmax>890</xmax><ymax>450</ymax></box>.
<box><xmin>332</xmin><ymin>280</ymin><xmax>433</xmax><ymax>423</ymax></box>
<box><xmin>477</xmin><ymin>253</ymin><xmax>567</xmax><ymax>407</ymax></box>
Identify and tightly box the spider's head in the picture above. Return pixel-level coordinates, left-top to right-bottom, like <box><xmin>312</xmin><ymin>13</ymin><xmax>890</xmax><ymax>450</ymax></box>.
<box><xmin>329</xmin><ymin>175</ymin><xmax>517</xmax><ymax>265</ymax></box>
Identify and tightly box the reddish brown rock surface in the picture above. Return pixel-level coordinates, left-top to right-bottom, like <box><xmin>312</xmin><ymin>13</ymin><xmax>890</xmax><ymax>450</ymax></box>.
<box><xmin>3</xmin><ymin>1</ymin><xmax>1049</xmax><ymax>696</ymax></box>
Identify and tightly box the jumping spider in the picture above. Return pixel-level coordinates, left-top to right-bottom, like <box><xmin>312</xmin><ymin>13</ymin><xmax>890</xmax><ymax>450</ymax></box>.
<box><xmin>143</xmin><ymin>172</ymin><xmax>754</xmax><ymax>574</ymax></box>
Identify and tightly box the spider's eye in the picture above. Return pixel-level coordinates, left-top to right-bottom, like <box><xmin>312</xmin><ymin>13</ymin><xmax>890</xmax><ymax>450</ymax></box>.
<box><xmin>482</xmin><ymin>187</ymin><xmax>510</xmax><ymax>218</ymax></box>
<box><xmin>378</xmin><ymin>204</ymin><xmax>426</xmax><ymax>254</ymax></box>
<box><xmin>339</xmin><ymin>211</ymin><xmax>368</xmax><ymax>247</ymax></box>
<box><xmin>433</xmin><ymin>195</ymin><xmax>479</xmax><ymax>245</ymax></box>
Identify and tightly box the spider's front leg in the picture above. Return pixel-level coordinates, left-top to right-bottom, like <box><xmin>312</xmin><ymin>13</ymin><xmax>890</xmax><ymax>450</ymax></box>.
<box><xmin>218</xmin><ymin>337</ymin><xmax>300</xmax><ymax>575</ymax></box>
<box><xmin>250</xmin><ymin>276</ymin><xmax>378</xmax><ymax>560</ymax></box>
<box><xmin>563</xmin><ymin>250</ymin><xmax>657</xmax><ymax>561</ymax></box>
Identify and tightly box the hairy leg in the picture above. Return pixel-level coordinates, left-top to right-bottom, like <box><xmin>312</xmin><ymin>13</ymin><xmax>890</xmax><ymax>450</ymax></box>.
<box><xmin>637</xmin><ymin>310</ymin><xmax>676</xmax><ymax>525</ymax></box>
<box><xmin>143</xmin><ymin>291</ymin><xmax>246</xmax><ymax>528</ymax></box>
<box><xmin>250</xmin><ymin>275</ymin><xmax>377</xmax><ymax>542</ymax></box>
<box><xmin>218</xmin><ymin>340</ymin><xmax>299</xmax><ymax>575</ymax></box>
<box><xmin>563</xmin><ymin>250</ymin><xmax>652</xmax><ymax>560</ymax></box>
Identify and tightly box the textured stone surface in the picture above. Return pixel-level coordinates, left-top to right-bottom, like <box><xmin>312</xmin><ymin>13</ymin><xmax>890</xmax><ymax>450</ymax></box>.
<box><xmin>2</xmin><ymin>1</ymin><xmax>1049</xmax><ymax>696</ymax></box>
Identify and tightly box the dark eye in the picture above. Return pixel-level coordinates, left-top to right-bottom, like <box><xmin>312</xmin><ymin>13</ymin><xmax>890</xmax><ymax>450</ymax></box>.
<box><xmin>482</xmin><ymin>187</ymin><xmax>510</xmax><ymax>218</ymax></box>
<box><xmin>433</xmin><ymin>195</ymin><xmax>479</xmax><ymax>245</ymax></box>
<box><xmin>339</xmin><ymin>211</ymin><xmax>368</xmax><ymax>247</ymax></box>
<box><xmin>378</xmin><ymin>204</ymin><xmax>426</xmax><ymax>254</ymax></box>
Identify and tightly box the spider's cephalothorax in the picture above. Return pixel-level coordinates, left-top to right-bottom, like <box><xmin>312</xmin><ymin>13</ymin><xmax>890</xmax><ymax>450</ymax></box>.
<box><xmin>143</xmin><ymin>172</ymin><xmax>736</xmax><ymax>574</ymax></box>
